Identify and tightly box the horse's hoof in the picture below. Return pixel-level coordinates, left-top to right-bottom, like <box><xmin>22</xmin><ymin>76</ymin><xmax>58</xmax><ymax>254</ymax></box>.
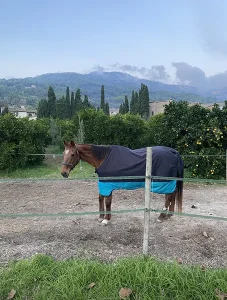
<box><xmin>157</xmin><ymin>218</ymin><xmax>163</xmax><ymax>223</ymax></box>
<box><xmin>101</xmin><ymin>219</ymin><xmax>109</xmax><ymax>225</ymax></box>
<box><xmin>98</xmin><ymin>218</ymin><xmax>104</xmax><ymax>223</ymax></box>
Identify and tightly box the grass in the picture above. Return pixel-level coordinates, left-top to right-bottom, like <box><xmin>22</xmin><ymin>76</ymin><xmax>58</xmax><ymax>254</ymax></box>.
<box><xmin>0</xmin><ymin>254</ymin><xmax>227</xmax><ymax>300</ymax></box>
<box><xmin>0</xmin><ymin>161</ymin><xmax>95</xmax><ymax>179</ymax></box>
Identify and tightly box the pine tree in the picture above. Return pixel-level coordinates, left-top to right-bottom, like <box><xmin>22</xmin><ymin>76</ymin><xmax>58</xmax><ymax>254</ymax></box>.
<box><xmin>100</xmin><ymin>85</ymin><xmax>105</xmax><ymax>110</ymax></box>
<box><xmin>47</xmin><ymin>86</ymin><xmax>56</xmax><ymax>118</ymax></box>
<box><xmin>65</xmin><ymin>86</ymin><xmax>70</xmax><ymax>118</ymax></box>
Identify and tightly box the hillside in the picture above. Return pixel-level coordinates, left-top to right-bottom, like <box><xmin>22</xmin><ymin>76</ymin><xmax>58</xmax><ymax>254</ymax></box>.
<box><xmin>0</xmin><ymin>71</ymin><xmax>221</xmax><ymax>108</ymax></box>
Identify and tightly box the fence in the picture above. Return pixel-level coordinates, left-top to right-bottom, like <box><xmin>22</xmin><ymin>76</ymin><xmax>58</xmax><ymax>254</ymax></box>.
<box><xmin>0</xmin><ymin>148</ymin><xmax>227</xmax><ymax>257</ymax></box>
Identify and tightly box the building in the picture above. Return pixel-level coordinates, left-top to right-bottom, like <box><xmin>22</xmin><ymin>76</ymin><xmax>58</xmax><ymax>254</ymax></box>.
<box><xmin>149</xmin><ymin>100</ymin><xmax>224</xmax><ymax>116</ymax></box>
<box><xmin>149</xmin><ymin>100</ymin><xmax>172</xmax><ymax>116</ymax></box>
<box><xmin>8</xmin><ymin>106</ymin><xmax>37</xmax><ymax>120</ymax></box>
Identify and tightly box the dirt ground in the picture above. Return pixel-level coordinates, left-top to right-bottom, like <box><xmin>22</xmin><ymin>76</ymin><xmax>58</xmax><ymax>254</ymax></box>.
<box><xmin>0</xmin><ymin>180</ymin><xmax>227</xmax><ymax>268</ymax></box>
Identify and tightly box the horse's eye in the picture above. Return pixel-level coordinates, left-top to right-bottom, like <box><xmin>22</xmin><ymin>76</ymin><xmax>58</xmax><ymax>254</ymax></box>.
<box><xmin>71</xmin><ymin>154</ymin><xmax>75</xmax><ymax>157</ymax></box>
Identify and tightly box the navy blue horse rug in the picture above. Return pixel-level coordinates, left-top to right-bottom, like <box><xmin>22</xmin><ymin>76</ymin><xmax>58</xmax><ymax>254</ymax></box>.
<box><xmin>95</xmin><ymin>145</ymin><xmax>184</xmax><ymax>197</ymax></box>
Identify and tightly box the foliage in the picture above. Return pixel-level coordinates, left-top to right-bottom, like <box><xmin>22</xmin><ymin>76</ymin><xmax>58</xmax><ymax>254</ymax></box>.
<box><xmin>1</xmin><ymin>254</ymin><xmax>227</xmax><ymax>300</ymax></box>
<box><xmin>147</xmin><ymin>101</ymin><xmax>227</xmax><ymax>178</ymax></box>
<box><xmin>128</xmin><ymin>84</ymin><xmax>149</xmax><ymax>118</ymax></box>
<box><xmin>47</xmin><ymin>86</ymin><xmax>56</xmax><ymax>118</ymax></box>
<box><xmin>0</xmin><ymin>114</ymin><xmax>50</xmax><ymax>170</ymax></box>
<box><xmin>119</xmin><ymin>95</ymin><xmax>129</xmax><ymax>114</ymax></box>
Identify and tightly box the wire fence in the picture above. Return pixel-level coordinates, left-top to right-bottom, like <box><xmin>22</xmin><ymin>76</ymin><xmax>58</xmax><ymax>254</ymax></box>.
<box><xmin>1</xmin><ymin>148</ymin><xmax>227</xmax><ymax>256</ymax></box>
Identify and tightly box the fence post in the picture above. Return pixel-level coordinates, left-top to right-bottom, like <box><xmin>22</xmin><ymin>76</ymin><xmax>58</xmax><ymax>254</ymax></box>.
<box><xmin>143</xmin><ymin>147</ymin><xmax>152</xmax><ymax>256</ymax></box>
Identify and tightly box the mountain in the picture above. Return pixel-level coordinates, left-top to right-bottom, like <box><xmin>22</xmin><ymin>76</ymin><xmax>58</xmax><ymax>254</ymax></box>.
<box><xmin>0</xmin><ymin>71</ymin><xmax>223</xmax><ymax>108</ymax></box>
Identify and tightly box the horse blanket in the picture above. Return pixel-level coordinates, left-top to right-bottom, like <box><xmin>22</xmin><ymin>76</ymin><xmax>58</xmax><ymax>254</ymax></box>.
<box><xmin>95</xmin><ymin>145</ymin><xmax>184</xmax><ymax>196</ymax></box>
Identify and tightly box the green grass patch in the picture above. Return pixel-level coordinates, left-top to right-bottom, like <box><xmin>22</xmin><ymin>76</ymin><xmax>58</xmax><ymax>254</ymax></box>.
<box><xmin>0</xmin><ymin>161</ymin><xmax>95</xmax><ymax>180</ymax></box>
<box><xmin>1</xmin><ymin>254</ymin><xmax>227</xmax><ymax>299</ymax></box>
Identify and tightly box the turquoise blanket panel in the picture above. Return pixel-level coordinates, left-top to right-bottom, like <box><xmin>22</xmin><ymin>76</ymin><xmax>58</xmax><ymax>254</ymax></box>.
<box><xmin>98</xmin><ymin>180</ymin><xmax>177</xmax><ymax>196</ymax></box>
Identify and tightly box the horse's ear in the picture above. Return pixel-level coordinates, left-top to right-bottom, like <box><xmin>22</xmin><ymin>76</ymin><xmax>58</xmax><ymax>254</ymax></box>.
<box><xmin>70</xmin><ymin>140</ymin><xmax>75</xmax><ymax>147</ymax></box>
<box><xmin>63</xmin><ymin>140</ymin><xmax>68</xmax><ymax>147</ymax></box>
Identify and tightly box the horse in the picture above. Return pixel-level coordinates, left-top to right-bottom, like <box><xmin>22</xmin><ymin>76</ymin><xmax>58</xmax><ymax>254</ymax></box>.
<box><xmin>61</xmin><ymin>140</ymin><xmax>184</xmax><ymax>224</ymax></box>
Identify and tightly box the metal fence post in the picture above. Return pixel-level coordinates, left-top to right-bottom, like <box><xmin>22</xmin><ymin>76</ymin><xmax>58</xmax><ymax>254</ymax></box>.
<box><xmin>143</xmin><ymin>147</ymin><xmax>152</xmax><ymax>256</ymax></box>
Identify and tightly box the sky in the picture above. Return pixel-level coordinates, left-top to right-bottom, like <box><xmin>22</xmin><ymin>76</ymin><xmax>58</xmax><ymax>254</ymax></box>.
<box><xmin>1</xmin><ymin>0</ymin><xmax>227</xmax><ymax>86</ymax></box>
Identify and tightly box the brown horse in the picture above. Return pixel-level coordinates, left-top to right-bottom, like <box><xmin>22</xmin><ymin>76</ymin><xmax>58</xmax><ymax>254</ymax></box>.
<box><xmin>61</xmin><ymin>140</ymin><xmax>184</xmax><ymax>224</ymax></box>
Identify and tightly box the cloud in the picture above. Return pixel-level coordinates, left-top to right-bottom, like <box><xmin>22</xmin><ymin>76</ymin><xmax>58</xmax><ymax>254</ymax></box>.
<box><xmin>92</xmin><ymin>64</ymin><xmax>105</xmax><ymax>72</ymax></box>
<box><xmin>172</xmin><ymin>61</ymin><xmax>227</xmax><ymax>90</ymax></box>
<box><xmin>94</xmin><ymin>63</ymin><xmax>170</xmax><ymax>82</ymax></box>
<box><xmin>172</xmin><ymin>62</ymin><xmax>206</xmax><ymax>87</ymax></box>
<box><xmin>93</xmin><ymin>62</ymin><xmax>227</xmax><ymax>91</ymax></box>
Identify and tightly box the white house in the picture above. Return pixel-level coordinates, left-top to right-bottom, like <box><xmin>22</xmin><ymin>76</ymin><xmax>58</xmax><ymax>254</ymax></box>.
<box><xmin>8</xmin><ymin>106</ymin><xmax>37</xmax><ymax>120</ymax></box>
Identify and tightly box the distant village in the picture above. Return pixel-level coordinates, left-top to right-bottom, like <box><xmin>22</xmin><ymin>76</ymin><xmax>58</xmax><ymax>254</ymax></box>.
<box><xmin>0</xmin><ymin>100</ymin><xmax>225</xmax><ymax>120</ymax></box>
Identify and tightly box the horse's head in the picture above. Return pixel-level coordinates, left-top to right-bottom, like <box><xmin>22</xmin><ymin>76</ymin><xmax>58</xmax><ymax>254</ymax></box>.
<box><xmin>61</xmin><ymin>140</ymin><xmax>80</xmax><ymax>178</ymax></box>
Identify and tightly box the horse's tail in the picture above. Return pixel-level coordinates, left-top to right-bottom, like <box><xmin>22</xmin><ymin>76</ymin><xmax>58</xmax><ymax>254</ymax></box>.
<box><xmin>176</xmin><ymin>155</ymin><xmax>184</xmax><ymax>213</ymax></box>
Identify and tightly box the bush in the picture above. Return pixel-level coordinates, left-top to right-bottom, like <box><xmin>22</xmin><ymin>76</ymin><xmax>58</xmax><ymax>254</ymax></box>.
<box><xmin>0</xmin><ymin>114</ymin><xmax>50</xmax><ymax>170</ymax></box>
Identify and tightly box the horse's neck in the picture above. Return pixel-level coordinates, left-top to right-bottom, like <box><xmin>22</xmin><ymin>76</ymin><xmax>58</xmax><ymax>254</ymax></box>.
<box><xmin>77</xmin><ymin>144</ymin><xmax>108</xmax><ymax>168</ymax></box>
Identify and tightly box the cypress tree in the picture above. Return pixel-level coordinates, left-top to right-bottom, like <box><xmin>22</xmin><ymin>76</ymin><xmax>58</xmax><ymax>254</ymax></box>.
<box><xmin>48</xmin><ymin>86</ymin><xmax>56</xmax><ymax>118</ymax></box>
<box><xmin>140</xmin><ymin>83</ymin><xmax>150</xmax><ymax>119</ymax></box>
<box><xmin>70</xmin><ymin>92</ymin><xmax>75</xmax><ymax>117</ymax></box>
<box><xmin>100</xmin><ymin>85</ymin><xmax>105</xmax><ymax>111</ymax></box>
<box><xmin>83</xmin><ymin>95</ymin><xmax>91</xmax><ymax>109</ymax></box>
<box><xmin>134</xmin><ymin>91</ymin><xmax>139</xmax><ymax>115</ymax></box>
<box><xmin>37</xmin><ymin>99</ymin><xmax>49</xmax><ymax>118</ymax></box>
<box><xmin>130</xmin><ymin>90</ymin><xmax>136</xmax><ymax>114</ymax></box>
<box><xmin>56</xmin><ymin>96</ymin><xmax>68</xmax><ymax>119</ymax></box>
<box><xmin>75</xmin><ymin>88</ymin><xmax>82</xmax><ymax>112</ymax></box>
<box><xmin>124</xmin><ymin>95</ymin><xmax>129</xmax><ymax>113</ymax></box>
<box><xmin>65</xmin><ymin>86</ymin><xmax>70</xmax><ymax>118</ymax></box>
<box><xmin>105</xmin><ymin>102</ymin><xmax>110</xmax><ymax>115</ymax></box>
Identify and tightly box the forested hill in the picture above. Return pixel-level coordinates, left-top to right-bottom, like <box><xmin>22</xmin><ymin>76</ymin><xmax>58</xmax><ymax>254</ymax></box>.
<box><xmin>0</xmin><ymin>71</ymin><xmax>221</xmax><ymax>108</ymax></box>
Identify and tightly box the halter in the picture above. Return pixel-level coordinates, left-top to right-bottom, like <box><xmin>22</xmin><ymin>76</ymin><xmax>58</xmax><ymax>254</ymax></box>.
<box><xmin>62</xmin><ymin>145</ymin><xmax>80</xmax><ymax>169</ymax></box>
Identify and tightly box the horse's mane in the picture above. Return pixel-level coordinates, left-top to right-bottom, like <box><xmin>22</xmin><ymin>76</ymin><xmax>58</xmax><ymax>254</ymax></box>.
<box><xmin>91</xmin><ymin>145</ymin><xmax>111</xmax><ymax>161</ymax></box>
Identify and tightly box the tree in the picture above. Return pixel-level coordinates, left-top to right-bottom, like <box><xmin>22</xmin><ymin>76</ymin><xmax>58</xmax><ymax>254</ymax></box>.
<box><xmin>100</xmin><ymin>85</ymin><xmax>105</xmax><ymax>110</ymax></box>
<box><xmin>75</xmin><ymin>88</ymin><xmax>82</xmax><ymax>112</ymax></box>
<box><xmin>48</xmin><ymin>86</ymin><xmax>56</xmax><ymax>118</ymax></box>
<box><xmin>105</xmin><ymin>102</ymin><xmax>110</xmax><ymax>115</ymax></box>
<box><xmin>56</xmin><ymin>96</ymin><xmax>68</xmax><ymax>119</ymax></box>
<box><xmin>70</xmin><ymin>92</ymin><xmax>75</xmax><ymax>117</ymax></box>
<box><xmin>83</xmin><ymin>95</ymin><xmax>91</xmax><ymax>109</ymax></box>
<box><xmin>65</xmin><ymin>86</ymin><xmax>70</xmax><ymax>118</ymax></box>
<box><xmin>124</xmin><ymin>96</ymin><xmax>129</xmax><ymax>113</ymax></box>
<box><xmin>139</xmin><ymin>83</ymin><xmax>150</xmax><ymax>119</ymax></box>
<box><xmin>130</xmin><ymin>90</ymin><xmax>136</xmax><ymax>114</ymax></box>
<box><xmin>37</xmin><ymin>99</ymin><xmax>49</xmax><ymax>118</ymax></box>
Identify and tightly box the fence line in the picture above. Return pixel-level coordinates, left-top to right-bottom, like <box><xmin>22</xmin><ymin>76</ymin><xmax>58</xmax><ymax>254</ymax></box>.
<box><xmin>0</xmin><ymin>175</ymin><xmax>226</xmax><ymax>184</ymax></box>
<box><xmin>1</xmin><ymin>147</ymin><xmax>227</xmax><ymax>257</ymax></box>
<box><xmin>1</xmin><ymin>208</ymin><xmax>227</xmax><ymax>222</ymax></box>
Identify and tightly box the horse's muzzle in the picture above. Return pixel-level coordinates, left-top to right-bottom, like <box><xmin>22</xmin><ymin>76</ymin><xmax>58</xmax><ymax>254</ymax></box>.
<box><xmin>61</xmin><ymin>171</ymin><xmax>69</xmax><ymax>178</ymax></box>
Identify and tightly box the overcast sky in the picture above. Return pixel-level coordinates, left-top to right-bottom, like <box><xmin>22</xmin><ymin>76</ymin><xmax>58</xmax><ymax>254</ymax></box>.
<box><xmin>1</xmin><ymin>0</ymin><xmax>227</xmax><ymax>87</ymax></box>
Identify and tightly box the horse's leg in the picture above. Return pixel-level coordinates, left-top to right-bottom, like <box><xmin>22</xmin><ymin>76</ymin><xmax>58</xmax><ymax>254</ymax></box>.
<box><xmin>157</xmin><ymin>194</ymin><xmax>170</xmax><ymax>222</ymax></box>
<box><xmin>101</xmin><ymin>194</ymin><xmax>112</xmax><ymax>225</ymax></box>
<box><xmin>98</xmin><ymin>194</ymin><xmax>105</xmax><ymax>222</ymax></box>
<box><xmin>167</xmin><ymin>191</ymin><xmax>176</xmax><ymax>219</ymax></box>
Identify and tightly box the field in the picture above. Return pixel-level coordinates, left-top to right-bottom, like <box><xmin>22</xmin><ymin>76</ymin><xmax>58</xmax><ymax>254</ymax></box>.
<box><xmin>1</xmin><ymin>161</ymin><xmax>227</xmax><ymax>299</ymax></box>
<box><xmin>0</xmin><ymin>159</ymin><xmax>227</xmax><ymax>268</ymax></box>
